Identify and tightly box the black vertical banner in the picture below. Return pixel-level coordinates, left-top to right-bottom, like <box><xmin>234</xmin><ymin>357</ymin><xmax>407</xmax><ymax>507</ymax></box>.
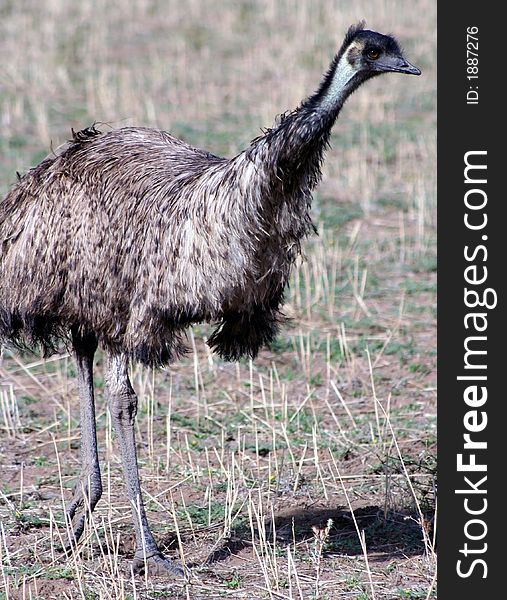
<box><xmin>438</xmin><ymin>2</ymin><xmax>503</xmax><ymax>598</ymax></box>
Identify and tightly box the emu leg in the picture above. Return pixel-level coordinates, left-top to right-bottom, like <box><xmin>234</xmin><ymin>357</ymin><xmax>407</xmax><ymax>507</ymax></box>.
<box><xmin>65</xmin><ymin>332</ymin><xmax>102</xmax><ymax>549</ymax></box>
<box><xmin>106</xmin><ymin>353</ymin><xmax>184</xmax><ymax>578</ymax></box>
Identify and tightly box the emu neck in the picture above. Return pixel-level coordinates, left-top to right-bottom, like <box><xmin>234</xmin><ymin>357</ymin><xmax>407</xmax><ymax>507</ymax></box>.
<box><xmin>314</xmin><ymin>52</ymin><xmax>362</xmax><ymax>115</ymax></box>
<box><xmin>249</xmin><ymin>50</ymin><xmax>365</xmax><ymax>194</ymax></box>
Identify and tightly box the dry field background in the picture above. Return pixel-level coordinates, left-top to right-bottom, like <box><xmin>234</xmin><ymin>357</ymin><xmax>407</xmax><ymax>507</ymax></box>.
<box><xmin>0</xmin><ymin>0</ymin><xmax>436</xmax><ymax>598</ymax></box>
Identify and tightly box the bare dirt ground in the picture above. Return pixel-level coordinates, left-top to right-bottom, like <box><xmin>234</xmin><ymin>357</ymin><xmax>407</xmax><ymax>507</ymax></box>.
<box><xmin>1</xmin><ymin>1</ymin><xmax>436</xmax><ymax>598</ymax></box>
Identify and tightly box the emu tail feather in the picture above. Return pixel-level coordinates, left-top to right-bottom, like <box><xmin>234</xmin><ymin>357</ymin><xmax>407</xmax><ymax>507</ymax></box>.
<box><xmin>208</xmin><ymin>308</ymin><xmax>285</xmax><ymax>362</ymax></box>
<box><xmin>0</xmin><ymin>308</ymin><xmax>69</xmax><ymax>357</ymax></box>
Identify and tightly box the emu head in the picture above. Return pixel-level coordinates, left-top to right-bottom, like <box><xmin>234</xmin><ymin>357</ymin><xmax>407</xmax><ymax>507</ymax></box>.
<box><xmin>339</xmin><ymin>22</ymin><xmax>421</xmax><ymax>78</ymax></box>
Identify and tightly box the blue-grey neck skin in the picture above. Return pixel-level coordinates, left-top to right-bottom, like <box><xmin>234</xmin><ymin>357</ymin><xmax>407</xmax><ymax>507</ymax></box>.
<box><xmin>318</xmin><ymin>56</ymin><xmax>361</xmax><ymax>112</ymax></box>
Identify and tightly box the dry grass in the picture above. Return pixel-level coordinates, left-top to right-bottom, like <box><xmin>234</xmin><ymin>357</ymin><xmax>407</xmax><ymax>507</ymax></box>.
<box><xmin>0</xmin><ymin>0</ymin><xmax>436</xmax><ymax>598</ymax></box>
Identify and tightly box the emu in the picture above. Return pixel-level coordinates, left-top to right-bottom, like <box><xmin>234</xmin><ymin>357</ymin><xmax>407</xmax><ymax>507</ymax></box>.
<box><xmin>0</xmin><ymin>23</ymin><xmax>420</xmax><ymax>577</ymax></box>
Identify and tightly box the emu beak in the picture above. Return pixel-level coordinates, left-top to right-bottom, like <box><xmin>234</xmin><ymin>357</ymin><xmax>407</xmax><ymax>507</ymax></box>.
<box><xmin>397</xmin><ymin>59</ymin><xmax>421</xmax><ymax>75</ymax></box>
<box><xmin>386</xmin><ymin>56</ymin><xmax>421</xmax><ymax>75</ymax></box>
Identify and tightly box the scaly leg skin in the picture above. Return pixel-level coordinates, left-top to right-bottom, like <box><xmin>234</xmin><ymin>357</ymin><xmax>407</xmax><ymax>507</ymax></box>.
<box><xmin>106</xmin><ymin>353</ymin><xmax>185</xmax><ymax>579</ymax></box>
<box><xmin>65</xmin><ymin>331</ymin><xmax>102</xmax><ymax>551</ymax></box>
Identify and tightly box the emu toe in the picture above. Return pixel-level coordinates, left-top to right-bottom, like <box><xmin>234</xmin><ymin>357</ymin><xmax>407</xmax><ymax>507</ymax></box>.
<box><xmin>64</xmin><ymin>498</ymin><xmax>87</xmax><ymax>550</ymax></box>
<box><xmin>64</xmin><ymin>476</ymin><xmax>103</xmax><ymax>550</ymax></box>
<box><xmin>132</xmin><ymin>551</ymin><xmax>186</xmax><ymax>579</ymax></box>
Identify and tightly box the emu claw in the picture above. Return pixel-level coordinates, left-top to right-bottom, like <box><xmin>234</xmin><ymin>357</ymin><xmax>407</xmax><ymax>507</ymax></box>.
<box><xmin>132</xmin><ymin>551</ymin><xmax>186</xmax><ymax>579</ymax></box>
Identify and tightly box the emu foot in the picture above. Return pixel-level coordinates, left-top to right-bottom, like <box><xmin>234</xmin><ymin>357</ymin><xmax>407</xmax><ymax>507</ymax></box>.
<box><xmin>64</xmin><ymin>497</ymin><xmax>87</xmax><ymax>551</ymax></box>
<box><xmin>132</xmin><ymin>551</ymin><xmax>186</xmax><ymax>579</ymax></box>
<box><xmin>63</xmin><ymin>479</ymin><xmax>102</xmax><ymax>551</ymax></box>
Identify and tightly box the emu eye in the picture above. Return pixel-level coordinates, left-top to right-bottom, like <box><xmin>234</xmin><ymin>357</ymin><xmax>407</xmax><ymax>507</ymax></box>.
<box><xmin>367</xmin><ymin>48</ymin><xmax>381</xmax><ymax>60</ymax></box>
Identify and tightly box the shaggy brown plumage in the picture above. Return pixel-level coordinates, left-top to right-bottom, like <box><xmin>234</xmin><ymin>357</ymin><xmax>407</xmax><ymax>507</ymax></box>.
<box><xmin>0</xmin><ymin>120</ymin><xmax>316</xmax><ymax>364</ymax></box>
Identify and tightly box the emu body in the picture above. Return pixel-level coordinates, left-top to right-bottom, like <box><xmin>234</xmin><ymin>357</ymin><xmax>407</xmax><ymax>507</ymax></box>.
<box><xmin>0</xmin><ymin>126</ymin><xmax>310</xmax><ymax>364</ymax></box>
<box><xmin>0</xmin><ymin>23</ymin><xmax>420</xmax><ymax>577</ymax></box>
